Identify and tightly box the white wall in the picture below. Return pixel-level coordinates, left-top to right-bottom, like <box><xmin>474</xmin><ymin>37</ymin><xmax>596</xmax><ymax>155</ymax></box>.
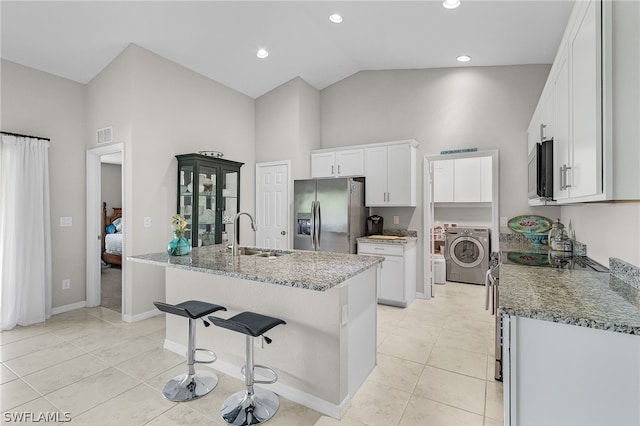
<box><xmin>87</xmin><ymin>44</ymin><xmax>256</xmax><ymax>317</ymax></box>
<box><xmin>1</xmin><ymin>59</ymin><xmax>86</xmax><ymax>309</ymax></box>
<box><xmin>255</xmin><ymin>77</ymin><xmax>320</xmax><ymax>179</ymax></box>
<box><xmin>320</xmin><ymin>65</ymin><xmax>556</xmax><ymax>293</ymax></box>
<box><xmin>562</xmin><ymin>203</ymin><xmax>640</xmax><ymax>267</ymax></box>
<box><xmin>101</xmin><ymin>163</ymin><xmax>122</xmax><ymax>214</ymax></box>
<box><xmin>129</xmin><ymin>45</ymin><xmax>255</xmax><ymax>316</ymax></box>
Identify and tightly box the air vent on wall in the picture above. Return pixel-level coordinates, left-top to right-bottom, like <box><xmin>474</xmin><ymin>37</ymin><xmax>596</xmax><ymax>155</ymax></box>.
<box><xmin>96</xmin><ymin>126</ymin><xmax>113</xmax><ymax>144</ymax></box>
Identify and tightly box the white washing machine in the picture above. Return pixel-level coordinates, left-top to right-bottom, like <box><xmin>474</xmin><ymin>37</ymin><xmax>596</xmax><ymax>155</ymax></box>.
<box><xmin>445</xmin><ymin>226</ymin><xmax>490</xmax><ymax>285</ymax></box>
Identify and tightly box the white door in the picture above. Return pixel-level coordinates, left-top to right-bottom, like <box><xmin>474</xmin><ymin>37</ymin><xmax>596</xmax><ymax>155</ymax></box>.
<box><xmin>256</xmin><ymin>161</ymin><xmax>290</xmax><ymax>249</ymax></box>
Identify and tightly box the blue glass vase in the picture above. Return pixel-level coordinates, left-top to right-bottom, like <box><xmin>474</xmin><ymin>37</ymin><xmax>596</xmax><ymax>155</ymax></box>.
<box><xmin>167</xmin><ymin>235</ymin><xmax>192</xmax><ymax>256</ymax></box>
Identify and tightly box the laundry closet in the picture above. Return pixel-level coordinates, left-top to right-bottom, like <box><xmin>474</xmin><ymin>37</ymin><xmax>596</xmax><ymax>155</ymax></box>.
<box><xmin>426</xmin><ymin>150</ymin><xmax>499</xmax><ymax>287</ymax></box>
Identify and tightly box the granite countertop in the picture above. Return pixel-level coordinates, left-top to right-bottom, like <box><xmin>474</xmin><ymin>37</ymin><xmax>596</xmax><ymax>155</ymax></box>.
<box><xmin>357</xmin><ymin>236</ymin><xmax>418</xmax><ymax>246</ymax></box>
<box><xmin>498</xmin><ymin>244</ymin><xmax>640</xmax><ymax>335</ymax></box>
<box><xmin>128</xmin><ymin>244</ymin><xmax>383</xmax><ymax>292</ymax></box>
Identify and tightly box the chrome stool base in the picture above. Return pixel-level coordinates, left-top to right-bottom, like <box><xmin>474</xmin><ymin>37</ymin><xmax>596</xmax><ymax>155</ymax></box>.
<box><xmin>162</xmin><ymin>370</ymin><xmax>219</xmax><ymax>402</ymax></box>
<box><xmin>221</xmin><ymin>387</ymin><xmax>280</xmax><ymax>426</ymax></box>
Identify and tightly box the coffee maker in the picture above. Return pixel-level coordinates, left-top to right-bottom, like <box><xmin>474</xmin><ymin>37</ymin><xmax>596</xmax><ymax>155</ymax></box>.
<box><xmin>366</xmin><ymin>215</ymin><xmax>384</xmax><ymax>235</ymax></box>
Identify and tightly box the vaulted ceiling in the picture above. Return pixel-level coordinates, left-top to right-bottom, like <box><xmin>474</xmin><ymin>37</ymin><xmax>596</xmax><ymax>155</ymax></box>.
<box><xmin>1</xmin><ymin>1</ymin><xmax>574</xmax><ymax>98</ymax></box>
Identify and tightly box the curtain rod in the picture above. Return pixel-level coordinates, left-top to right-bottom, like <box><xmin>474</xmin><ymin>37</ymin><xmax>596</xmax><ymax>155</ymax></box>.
<box><xmin>1</xmin><ymin>131</ymin><xmax>50</xmax><ymax>141</ymax></box>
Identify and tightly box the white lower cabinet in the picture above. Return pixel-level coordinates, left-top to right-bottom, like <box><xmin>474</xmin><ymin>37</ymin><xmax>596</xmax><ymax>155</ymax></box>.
<box><xmin>503</xmin><ymin>315</ymin><xmax>640</xmax><ymax>425</ymax></box>
<box><xmin>357</xmin><ymin>241</ymin><xmax>416</xmax><ymax>308</ymax></box>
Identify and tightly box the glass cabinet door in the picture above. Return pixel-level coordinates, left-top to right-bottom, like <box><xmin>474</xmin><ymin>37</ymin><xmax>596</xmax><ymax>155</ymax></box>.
<box><xmin>178</xmin><ymin>165</ymin><xmax>194</xmax><ymax>243</ymax></box>
<box><xmin>222</xmin><ymin>169</ymin><xmax>240</xmax><ymax>244</ymax></box>
<box><xmin>197</xmin><ymin>165</ymin><xmax>217</xmax><ymax>247</ymax></box>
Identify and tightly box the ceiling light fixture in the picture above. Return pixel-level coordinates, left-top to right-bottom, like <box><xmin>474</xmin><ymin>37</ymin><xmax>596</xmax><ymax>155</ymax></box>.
<box><xmin>442</xmin><ymin>0</ymin><xmax>461</xmax><ymax>9</ymax></box>
<box><xmin>457</xmin><ymin>55</ymin><xmax>472</xmax><ymax>62</ymax></box>
<box><xmin>256</xmin><ymin>48</ymin><xmax>269</xmax><ymax>59</ymax></box>
<box><xmin>329</xmin><ymin>13</ymin><xmax>343</xmax><ymax>24</ymax></box>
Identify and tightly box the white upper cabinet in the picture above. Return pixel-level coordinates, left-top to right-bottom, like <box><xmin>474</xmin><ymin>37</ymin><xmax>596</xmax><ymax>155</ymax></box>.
<box><xmin>433</xmin><ymin>159</ymin><xmax>454</xmax><ymax>202</ymax></box>
<box><xmin>553</xmin><ymin>44</ymin><xmax>571</xmax><ymax>202</ymax></box>
<box><xmin>567</xmin><ymin>0</ymin><xmax>602</xmax><ymax>200</ymax></box>
<box><xmin>335</xmin><ymin>149</ymin><xmax>365</xmax><ymax>177</ymax></box>
<box><xmin>432</xmin><ymin>156</ymin><xmax>492</xmax><ymax>203</ymax></box>
<box><xmin>364</xmin><ymin>140</ymin><xmax>418</xmax><ymax>207</ymax></box>
<box><xmin>480</xmin><ymin>156</ymin><xmax>493</xmax><ymax>202</ymax></box>
<box><xmin>311</xmin><ymin>152</ymin><xmax>336</xmax><ymax>178</ymax></box>
<box><xmin>311</xmin><ymin>148</ymin><xmax>364</xmax><ymax>178</ymax></box>
<box><xmin>454</xmin><ymin>157</ymin><xmax>482</xmax><ymax>202</ymax></box>
<box><xmin>527</xmin><ymin>0</ymin><xmax>640</xmax><ymax>203</ymax></box>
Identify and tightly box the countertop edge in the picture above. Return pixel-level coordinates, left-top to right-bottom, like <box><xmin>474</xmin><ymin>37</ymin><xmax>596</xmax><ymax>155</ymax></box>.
<box><xmin>498</xmin><ymin>306</ymin><xmax>640</xmax><ymax>335</ymax></box>
<box><xmin>128</xmin><ymin>250</ymin><xmax>383</xmax><ymax>292</ymax></box>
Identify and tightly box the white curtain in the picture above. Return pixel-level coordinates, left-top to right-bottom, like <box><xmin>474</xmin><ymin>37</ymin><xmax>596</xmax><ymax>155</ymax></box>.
<box><xmin>0</xmin><ymin>134</ymin><xmax>52</xmax><ymax>330</ymax></box>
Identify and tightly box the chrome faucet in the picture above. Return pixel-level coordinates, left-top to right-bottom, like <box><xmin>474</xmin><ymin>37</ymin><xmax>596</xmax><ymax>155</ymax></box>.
<box><xmin>232</xmin><ymin>212</ymin><xmax>257</xmax><ymax>256</ymax></box>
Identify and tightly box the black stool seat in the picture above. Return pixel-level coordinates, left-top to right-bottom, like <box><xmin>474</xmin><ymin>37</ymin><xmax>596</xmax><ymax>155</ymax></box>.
<box><xmin>208</xmin><ymin>311</ymin><xmax>286</xmax><ymax>337</ymax></box>
<box><xmin>154</xmin><ymin>300</ymin><xmax>226</xmax><ymax>319</ymax></box>
<box><xmin>153</xmin><ymin>299</ymin><xmax>226</xmax><ymax>402</ymax></box>
<box><xmin>208</xmin><ymin>311</ymin><xmax>286</xmax><ymax>426</ymax></box>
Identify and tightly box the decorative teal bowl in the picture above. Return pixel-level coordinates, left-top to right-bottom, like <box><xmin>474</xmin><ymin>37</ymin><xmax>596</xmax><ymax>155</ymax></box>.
<box><xmin>524</xmin><ymin>233</ymin><xmax>548</xmax><ymax>246</ymax></box>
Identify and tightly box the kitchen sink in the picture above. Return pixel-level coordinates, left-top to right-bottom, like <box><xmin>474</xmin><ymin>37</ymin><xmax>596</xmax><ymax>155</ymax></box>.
<box><xmin>237</xmin><ymin>247</ymin><xmax>292</xmax><ymax>257</ymax></box>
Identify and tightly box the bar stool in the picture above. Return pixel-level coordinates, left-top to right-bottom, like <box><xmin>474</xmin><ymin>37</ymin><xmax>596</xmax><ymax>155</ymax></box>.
<box><xmin>208</xmin><ymin>311</ymin><xmax>286</xmax><ymax>426</ymax></box>
<box><xmin>153</xmin><ymin>300</ymin><xmax>227</xmax><ymax>402</ymax></box>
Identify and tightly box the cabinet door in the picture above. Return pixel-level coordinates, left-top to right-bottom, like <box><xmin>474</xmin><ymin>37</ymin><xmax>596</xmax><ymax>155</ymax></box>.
<box><xmin>364</xmin><ymin>146</ymin><xmax>388</xmax><ymax>206</ymax></box>
<box><xmin>386</xmin><ymin>143</ymin><xmax>415</xmax><ymax>206</ymax></box>
<box><xmin>553</xmin><ymin>45</ymin><xmax>571</xmax><ymax>201</ymax></box>
<box><xmin>569</xmin><ymin>0</ymin><xmax>602</xmax><ymax>199</ymax></box>
<box><xmin>336</xmin><ymin>149</ymin><xmax>364</xmax><ymax>177</ymax></box>
<box><xmin>379</xmin><ymin>255</ymin><xmax>405</xmax><ymax>303</ymax></box>
<box><xmin>541</xmin><ymin>86</ymin><xmax>555</xmax><ymax>141</ymax></box>
<box><xmin>454</xmin><ymin>157</ymin><xmax>482</xmax><ymax>202</ymax></box>
<box><xmin>433</xmin><ymin>159</ymin><xmax>454</xmax><ymax>202</ymax></box>
<box><xmin>480</xmin><ymin>156</ymin><xmax>493</xmax><ymax>202</ymax></box>
<box><xmin>311</xmin><ymin>152</ymin><xmax>336</xmax><ymax>178</ymax></box>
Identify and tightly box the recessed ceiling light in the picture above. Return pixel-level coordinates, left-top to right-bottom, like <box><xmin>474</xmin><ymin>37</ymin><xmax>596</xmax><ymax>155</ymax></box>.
<box><xmin>443</xmin><ymin>0</ymin><xmax>461</xmax><ymax>9</ymax></box>
<box><xmin>457</xmin><ymin>55</ymin><xmax>472</xmax><ymax>62</ymax></box>
<box><xmin>256</xmin><ymin>48</ymin><xmax>269</xmax><ymax>59</ymax></box>
<box><xmin>329</xmin><ymin>13</ymin><xmax>343</xmax><ymax>24</ymax></box>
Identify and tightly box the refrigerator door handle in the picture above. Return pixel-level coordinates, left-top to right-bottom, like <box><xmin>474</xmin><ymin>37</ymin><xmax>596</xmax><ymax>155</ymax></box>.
<box><xmin>315</xmin><ymin>201</ymin><xmax>321</xmax><ymax>250</ymax></box>
<box><xmin>310</xmin><ymin>201</ymin><xmax>317</xmax><ymax>249</ymax></box>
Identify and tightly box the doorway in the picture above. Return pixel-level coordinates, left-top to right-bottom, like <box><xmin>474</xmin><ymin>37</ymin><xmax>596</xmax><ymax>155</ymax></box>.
<box><xmin>86</xmin><ymin>144</ymin><xmax>125</xmax><ymax>314</ymax></box>
<box><xmin>100</xmin><ymin>153</ymin><xmax>122</xmax><ymax>312</ymax></box>
<box><xmin>423</xmin><ymin>150</ymin><xmax>499</xmax><ymax>298</ymax></box>
<box><xmin>255</xmin><ymin>161</ymin><xmax>291</xmax><ymax>249</ymax></box>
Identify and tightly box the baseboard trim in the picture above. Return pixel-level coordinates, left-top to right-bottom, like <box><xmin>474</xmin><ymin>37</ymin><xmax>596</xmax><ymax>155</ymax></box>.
<box><xmin>163</xmin><ymin>340</ymin><xmax>349</xmax><ymax>419</ymax></box>
<box><xmin>122</xmin><ymin>308</ymin><xmax>161</xmax><ymax>323</ymax></box>
<box><xmin>51</xmin><ymin>301</ymin><xmax>87</xmax><ymax>315</ymax></box>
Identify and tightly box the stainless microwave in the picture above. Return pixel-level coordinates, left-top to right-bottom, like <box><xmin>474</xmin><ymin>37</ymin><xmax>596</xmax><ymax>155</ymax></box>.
<box><xmin>528</xmin><ymin>139</ymin><xmax>553</xmax><ymax>200</ymax></box>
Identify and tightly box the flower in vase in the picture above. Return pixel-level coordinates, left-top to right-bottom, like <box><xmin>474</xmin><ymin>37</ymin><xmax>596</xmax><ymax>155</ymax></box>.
<box><xmin>171</xmin><ymin>214</ymin><xmax>190</xmax><ymax>238</ymax></box>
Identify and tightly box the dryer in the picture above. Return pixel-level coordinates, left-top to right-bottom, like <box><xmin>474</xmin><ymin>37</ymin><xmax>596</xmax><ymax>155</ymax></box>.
<box><xmin>445</xmin><ymin>226</ymin><xmax>490</xmax><ymax>285</ymax></box>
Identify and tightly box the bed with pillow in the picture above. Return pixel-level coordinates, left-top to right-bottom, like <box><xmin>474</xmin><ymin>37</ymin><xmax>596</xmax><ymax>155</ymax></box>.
<box><xmin>102</xmin><ymin>202</ymin><xmax>123</xmax><ymax>265</ymax></box>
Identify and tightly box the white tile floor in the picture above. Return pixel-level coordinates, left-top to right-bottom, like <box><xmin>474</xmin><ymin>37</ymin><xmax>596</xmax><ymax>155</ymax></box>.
<box><xmin>0</xmin><ymin>282</ymin><xmax>502</xmax><ymax>425</ymax></box>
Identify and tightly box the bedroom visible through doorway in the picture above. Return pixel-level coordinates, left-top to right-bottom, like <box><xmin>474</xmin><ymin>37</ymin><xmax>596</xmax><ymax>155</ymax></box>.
<box><xmin>86</xmin><ymin>143</ymin><xmax>125</xmax><ymax>316</ymax></box>
<box><xmin>100</xmin><ymin>153</ymin><xmax>122</xmax><ymax>312</ymax></box>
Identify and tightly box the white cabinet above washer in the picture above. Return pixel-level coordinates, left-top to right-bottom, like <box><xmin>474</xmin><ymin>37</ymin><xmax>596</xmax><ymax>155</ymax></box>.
<box><xmin>432</xmin><ymin>156</ymin><xmax>493</xmax><ymax>203</ymax></box>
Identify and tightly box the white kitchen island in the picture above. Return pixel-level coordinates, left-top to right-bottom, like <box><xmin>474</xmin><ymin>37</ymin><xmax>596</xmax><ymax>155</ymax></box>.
<box><xmin>129</xmin><ymin>245</ymin><xmax>382</xmax><ymax>419</ymax></box>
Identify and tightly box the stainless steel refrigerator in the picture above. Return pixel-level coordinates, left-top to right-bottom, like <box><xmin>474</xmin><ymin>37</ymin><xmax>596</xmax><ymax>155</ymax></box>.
<box><xmin>294</xmin><ymin>178</ymin><xmax>366</xmax><ymax>253</ymax></box>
